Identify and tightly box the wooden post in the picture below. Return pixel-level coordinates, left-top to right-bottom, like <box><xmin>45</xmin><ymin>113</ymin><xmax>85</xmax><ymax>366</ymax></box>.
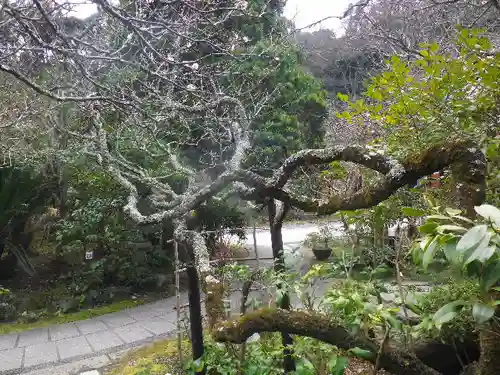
<box><xmin>186</xmin><ymin>263</ymin><xmax>205</xmax><ymax>375</ymax></box>
<box><xmin>174</xmin><ymin>240</ymin><xmax>183</xmax><ymax>364</ymax></box>
<box><xmin>253</xmin><ymin>224</ymin><xmax>260</xmax><ymax>269</ymax></box>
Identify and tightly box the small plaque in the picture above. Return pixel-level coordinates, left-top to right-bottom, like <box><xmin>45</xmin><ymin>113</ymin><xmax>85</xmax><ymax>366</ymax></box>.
<box><xmin>85</xmin><ymin>251</ymin><xmax>94</xmax><ymax>260</ymax></box>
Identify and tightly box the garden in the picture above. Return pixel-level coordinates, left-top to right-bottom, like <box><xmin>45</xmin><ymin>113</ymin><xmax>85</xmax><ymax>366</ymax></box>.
<box><xmin>0</xmin><ymin>0</ymin><xmax>499</xmax><ymax>374</ymax></box>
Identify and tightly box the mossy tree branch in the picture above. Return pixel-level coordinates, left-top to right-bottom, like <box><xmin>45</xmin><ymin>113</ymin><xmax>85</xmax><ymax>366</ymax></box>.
<box><xmin>213</xmin><ymin>308</ymin><xmax>442</xmax><ymax>375</ymax></box>
<box><xmin>237</xmin><ymin>141</ymin><xmax>486</xmax><ymax>215</ymax></box>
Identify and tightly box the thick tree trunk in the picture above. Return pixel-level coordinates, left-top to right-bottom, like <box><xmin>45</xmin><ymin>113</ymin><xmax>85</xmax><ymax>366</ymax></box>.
<box><xmin>450</xmin><ymin>147</ymin><xmax>486</xmax><ymax>218</ymax></box>
<box><xmin>476</xmin><ymin>319</ymin><xmax>500</xmax><ymax>374</ymax></box>
<box><xmin>268</xmin><ymin>200</ymin><xmax>295</xmax><ymax>373</ymax></box>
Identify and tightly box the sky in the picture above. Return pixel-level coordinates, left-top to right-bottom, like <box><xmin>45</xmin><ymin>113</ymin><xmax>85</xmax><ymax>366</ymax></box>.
<box><xmin>283</xmin><ymin>0</ymin><xmax>352</xmax><ymax>34</ymax></box>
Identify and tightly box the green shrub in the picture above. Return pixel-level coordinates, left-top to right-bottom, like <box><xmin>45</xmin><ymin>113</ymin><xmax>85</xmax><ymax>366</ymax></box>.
<box><xmin>0</xmin><ymin>287</ymin><xmax>16</xmax><ymax>322</ymax></box>
<box><xmin>416</xmin><ymin>278</ymin><xmax>479</xmax><ymax>342</ymax></box>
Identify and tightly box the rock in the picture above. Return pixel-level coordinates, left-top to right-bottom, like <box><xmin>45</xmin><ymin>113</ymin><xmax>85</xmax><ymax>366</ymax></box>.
<box><xmin>395</xmin><ymin>307</ymin><xmax>421</xmax><ymax>324</ymax></box>
<box><xmin>380</xmin><ymin>292</ymin><xmax>396</xmax><ymax>304</ymax></box>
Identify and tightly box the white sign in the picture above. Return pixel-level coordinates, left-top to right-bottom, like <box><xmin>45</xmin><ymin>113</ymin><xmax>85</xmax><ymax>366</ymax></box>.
<box><xmin>85</xmin><ymin>251</ymin><xmax>94</xmax><ymax>260</ymax></box>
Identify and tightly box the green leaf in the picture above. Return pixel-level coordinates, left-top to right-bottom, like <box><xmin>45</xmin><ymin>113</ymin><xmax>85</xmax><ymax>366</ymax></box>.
<box><xmin>472</xmin><ymin>303</ymin><xmax>495</xmax><ymax>324</ymax></box>
<box><xmin>433</xmin><ymin>301</ymin><xmax>465</xmax><ymax>326</ymax></box>
<box><xmin>481</xmin><ymin>260</ymin><xmax>500</xmax><ymax>292</ymax></box>
<box><xmin>330</xmin><ymin>356</ymin><xmax>349</xmax><ymax>375</ymax></box>
<box><xmin>436</xmin><ymin>225</ymin><xmax>467</xmax><ymax>234</ymax></box>
<box><xmin>391</xmin><ymin>55</ymin><xmax>401</xmax><ymax>64</ymax></box>
<box><xmin>423</xmin><ymin>237</ymin><xmax>439</xmax><ymax>269</ymax></box>
<box><xmin>475</xmin><ymin>204</ymin><xmax>500</xmax><ymax>224</ymax></box>
<box><xmin>296</xmin><ymin>357</ymin><xmax>315</xmax><ymax>374</ymax></box>
<box><xmin>475</xmin><ymin>246</ymin><xmax>496</xmax><ymax>263</ymax></box>
<box><xmin>443</xmin><ymin>241</ymin><xmax>461</xmax><ymax>265</ymax></box>
<box><xmin>419</xmin><ymin>222</ymin><xmax>439</xmax><ymax>234</ymax></box>
<box><xmin>381</xmin><ymin>311</ymin><xmax>402</xmax><ymax>330</ymax></box>
<box><xmin>348</xmin><ymin>347</ymin><xmax>375</xmax><ymax>360</ymax></box>
<box><xmin>454</xmin><ymin>215</ymin><xmax>474</xmax><ymax>224</ymax></box>
<box><xmin>463</xmin><ymin>235</ymin><xmax>493</xmax><ymax>265</ymax></box>
<box><xmin>402</xmin><ymin>207</ymin><xmax>427</xmax><ymax>217</ymax></box>
<box><xmin>445</xmin><ymin>208</ymin><xmax>462</xmax><ymax>216</ymax></box>
<box><xmin>337</xmin><ymin>92</ymin><xmax>349</xmax><ymax>102</ymax></box>
<box><xmin>327</xmin><ymin>355</ymin><xmax>338</xmax><ymax>372</ymax></box>
<box><xmin>192</xmin><ymin>358</ymin><xmax>204</xmax><ymax>372</ymax></box>
<box><xmin>466</xmin><ymin>260</ymin><xmax>483</xmax><ymax>277</ymax></box>
<box><xmin>427</xmin><ymin>215</ymin><xmax>452</xmax><ymax>221</ymax></box>
<box><xmin>456</xmin><ymin>225</ymin><xmax>489</xmax><ymax>253</ymax></box>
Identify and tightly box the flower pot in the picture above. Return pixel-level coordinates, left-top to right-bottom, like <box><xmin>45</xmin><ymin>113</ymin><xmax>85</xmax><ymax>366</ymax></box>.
<box><xmin>312</xmin><ymin>248</ymin><xmax>332</xmax><ymax>261</ymax></box>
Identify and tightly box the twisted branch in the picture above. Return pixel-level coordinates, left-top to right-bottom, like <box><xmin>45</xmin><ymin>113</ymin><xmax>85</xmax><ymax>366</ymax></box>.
<box><xmin>213</xmin><ymin>308</ymin><xmax>441</xmax><ymax>375</ymax></box>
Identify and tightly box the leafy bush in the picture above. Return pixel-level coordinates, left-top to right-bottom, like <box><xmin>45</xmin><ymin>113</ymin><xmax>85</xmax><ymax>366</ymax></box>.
<box><xmin>0</xmin><ymin>287</ymin><xmax>16</xmax><ymax>322</ymax></box>
<box><xmin>184</xmin><ymin>334</ymin><xmax>349</xmax><ymax>375</ymax></box>
<box><xmin>195</xmin><ymin>198</ymin><xmax>247</xmax><ymax>256</ymax></box>
<box><xmin>415</xmin><ymin>279</ymin><xmax>479</xmax><ymax>342</ymax></box>
<box><xmin>52</xmin><ymin>167</ymin><xmax>175</xmax><ymax>308</ymax></box>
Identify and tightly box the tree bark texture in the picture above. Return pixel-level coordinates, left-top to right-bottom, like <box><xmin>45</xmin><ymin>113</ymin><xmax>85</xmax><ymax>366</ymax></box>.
<box><xmin>238</xmin><ymin>141</ymin><xmax>486</xmax><ymax>216</ymax></box>
<box><xmin>213</xmin><ymin>308</ymin><xmax>441</xmax><ymax>375</ymax></box>
<box><xmin>476</xmin><ymin>294</ymin><xmax>500</xmax><ymax>375</ymax></box>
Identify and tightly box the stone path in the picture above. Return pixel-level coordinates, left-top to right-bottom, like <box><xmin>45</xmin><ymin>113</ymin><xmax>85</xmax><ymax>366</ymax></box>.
<box><xmin>0</xmin><ymin>297</ymin><xmax>184</xmax><ymax>375</ymax></box>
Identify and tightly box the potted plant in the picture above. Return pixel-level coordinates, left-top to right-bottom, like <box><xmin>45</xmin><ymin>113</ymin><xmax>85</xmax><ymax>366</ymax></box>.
<box><xmin>304</xmin><ymin>227</ymin><xmax>333</xmax><ymax>261</ymax></box>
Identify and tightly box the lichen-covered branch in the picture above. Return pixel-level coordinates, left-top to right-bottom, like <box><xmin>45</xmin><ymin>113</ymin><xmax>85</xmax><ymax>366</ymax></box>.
<box><xmin>240</xmin><ymin>141</ymin><xmax>486</xmax><ymax>215</ymax></box>
<box><xmin>213</xmin><ymin>308</ymin><xmax>441</xmax><ymax>375</ymax></box>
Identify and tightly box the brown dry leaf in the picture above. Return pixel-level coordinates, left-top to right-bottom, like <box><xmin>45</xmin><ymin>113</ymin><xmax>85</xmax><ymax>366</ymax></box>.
<box><xmin>344</xmin><ymin>357</ymin><xmax>390</xmax><ymax>375</ymax></box>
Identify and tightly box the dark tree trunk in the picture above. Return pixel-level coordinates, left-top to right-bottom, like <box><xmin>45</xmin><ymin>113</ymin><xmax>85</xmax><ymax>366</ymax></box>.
<box><xmin>186</xmin><ymin>257</ymin><xmax>206</xmax><ymax>375</ymax></box>
<box><xmin>268</xmin><ymin>200</ymin><xmax>295</xmax><ymax>373</ymax></box>
<box><xmin>476</xmin><ymin>297</ymin><xmax>500</xmax><ymax>375</ymax></box>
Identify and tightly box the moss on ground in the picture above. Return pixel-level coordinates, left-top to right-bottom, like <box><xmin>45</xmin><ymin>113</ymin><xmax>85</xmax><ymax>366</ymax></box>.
<box><xmin>107</xmin><ymin>337</ymin><xmax>190</xmax><ymax>375</ymax></box>
<box><xmin>0</xmin><ymin>299</ymin><xmax>145</xmax><ymax>335</ymax></box>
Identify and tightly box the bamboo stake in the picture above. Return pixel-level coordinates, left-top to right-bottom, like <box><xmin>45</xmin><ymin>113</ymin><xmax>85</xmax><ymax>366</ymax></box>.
<box><xmin>253</xmin><ymin>224</ymin><xmax>260</xmax><ymax>269</ymax></box>
<box><xmin>174</xmin><ymin>240</ymin><xmax>183</xmax><ymax>363</ymax></box>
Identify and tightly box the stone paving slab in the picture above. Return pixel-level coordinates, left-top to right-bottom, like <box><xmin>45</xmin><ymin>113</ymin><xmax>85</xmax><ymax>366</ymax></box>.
<box><xmin>113</xmin><ymin>323</ymin><xmax>153</xmax><ymax>344</ymax></box>
<box><xmin>18</xmin><ymin>328</ymin><xmax>49</xmax><ymax>347</ymax></box>
<box><xmin>138</xmin><ymin>318</ymin><xmax>176</xmax><ymax>336</ymax></box>
<box><xmin>124</xmin><ymin>306</ymin><xmax>161</xmax><ymax>321</ymax></box>
<box><xmin>0</xmin><ymin>347</ymin><xmax>24</xmax><ymax>372</ymax></box>
<box><xmin>75</xmin><ymin>319</ymin><xmax>108</xmax><ymax>335</ymax></box>
<box><xmin>49</xmin><ymin>323</ymin><xmax>80</xmax><ymax>341</ymax></box>
<box><xmin>100</xmin><ymin>312</ymin><xmax>136</xmax><ymax>329</ymax></box>
<box><xmin>22</xmin><ymin>355</ymin><xmax>111</xmax><ymax>375</ymax></box>
<box><xmin>0</xmin><ymin>333</ymin><xmax>18</xmax><ymax>351</ymax></box>
<box><xmin>24</xmin><ymin>342</ymin><xmax>58</xmax><ymax>367</ymax></box>
<box><xmin>57</xmin><ymin>336</ymin><xmax>93</xmax><ymax>361</ymax></box>
<box><xmin>86</xmin><ymin>330</ymin><xmax>124</xmax><ymax>352</ymax></box>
